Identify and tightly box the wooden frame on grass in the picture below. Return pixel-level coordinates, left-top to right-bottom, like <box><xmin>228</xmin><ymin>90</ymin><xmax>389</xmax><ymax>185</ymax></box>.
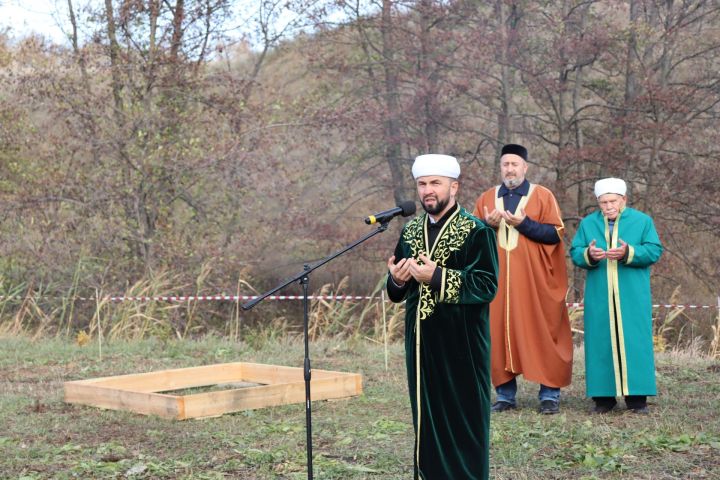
<box><xmin>64</xmin><ymin>362</ymin><xmax>362</xmax><ymax>420</ymax></box>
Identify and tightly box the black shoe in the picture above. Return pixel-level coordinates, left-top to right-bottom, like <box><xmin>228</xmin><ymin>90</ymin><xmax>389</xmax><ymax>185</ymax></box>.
<box><xmin>491</xmin><ymin>401</ymin><xmax>516</xmax><ymax>412</ymax></box>
<box><xmin>592</xmin><ymin>402</ymin><xmax>617</xmax><ymax>414</ymax></box>
<box><xmin>628</xmin><ymin>406</ymin><xmax>649</xmax><ymax>414</ymax></box>
<box><xmin>539</xmin><ymin>400</ymin><xmax>559</xmax><ymax>415</ymax></box>
<box><xmin>592</xmin><ymin>397</ymin><xmax>617</xmax><ymax>414</ymax></box>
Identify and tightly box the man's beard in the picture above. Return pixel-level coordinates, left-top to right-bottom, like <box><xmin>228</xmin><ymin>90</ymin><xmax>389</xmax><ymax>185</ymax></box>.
<box><xmin>503</xmin><ymin>177</ymin><xmax>521</xmax><ymax>188</ymax></box>
<box><xmin>422</xmin><ymin>196</ymin><xmax>450</xmax><ymax>215</ymax></box>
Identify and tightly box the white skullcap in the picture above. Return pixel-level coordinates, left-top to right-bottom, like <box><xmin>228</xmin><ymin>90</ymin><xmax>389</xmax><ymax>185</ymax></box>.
<box><xmin>412</xmin><ymin>154</ymin><xmax>460</xmax><ymax>179</ymax></box>
<box><xmin>594</xmin><ymin>177</ymin><xmax>627</xmax><ymax>198</ymax></box>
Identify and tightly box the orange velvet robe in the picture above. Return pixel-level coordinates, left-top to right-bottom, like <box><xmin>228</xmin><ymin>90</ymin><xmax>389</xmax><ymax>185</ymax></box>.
<box><xmin>473</xmin><ymin>184</ymin><xmax>573</xmax><ymax>388</ymax></box>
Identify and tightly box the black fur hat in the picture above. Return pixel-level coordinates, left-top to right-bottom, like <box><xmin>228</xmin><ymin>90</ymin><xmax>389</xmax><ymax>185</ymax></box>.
<box><xmin>500</xmin><ymin>144</ymin><xmax>528</xmax><ymax>161</ymax></box>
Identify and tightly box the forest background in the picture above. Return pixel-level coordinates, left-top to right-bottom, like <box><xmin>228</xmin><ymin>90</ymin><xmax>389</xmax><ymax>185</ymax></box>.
<box><xmin>0</xmin><ymin>0</ymin><xmax>719</xmax><ymax>353</ymax></box>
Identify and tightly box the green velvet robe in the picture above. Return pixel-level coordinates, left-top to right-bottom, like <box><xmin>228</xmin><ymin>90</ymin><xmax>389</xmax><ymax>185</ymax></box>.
<box><xmin>387</xmin><ymin>206</ymin><xmax>498</xmax><ymax>480</ymax></box>
<box><xmin>570</xmin><ymin>207</ymin><xmax>663</xmax><ymax>397</ymax></box>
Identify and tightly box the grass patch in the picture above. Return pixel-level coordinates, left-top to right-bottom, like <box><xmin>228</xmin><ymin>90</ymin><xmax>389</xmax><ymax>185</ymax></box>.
<box><xmin>0</xmin><ymin>336</ymin><xmax>718</xmax><ymax>479</ymax></box>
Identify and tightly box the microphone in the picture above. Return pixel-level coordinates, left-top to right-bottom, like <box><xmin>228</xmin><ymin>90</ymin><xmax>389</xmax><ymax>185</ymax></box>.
<box><xmin>365</xmin><ymin>201</ymin><xmax>416</xmax><ymax>225</ymax></box>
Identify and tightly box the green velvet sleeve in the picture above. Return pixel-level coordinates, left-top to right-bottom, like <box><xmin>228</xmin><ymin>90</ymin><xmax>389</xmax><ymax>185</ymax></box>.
<box><xmin>438</xmin><ymin>224</ymin><xmax>498</xmax><ymax>304</ymax></box>
<box><xmin>386</xmin><ymin>232</ymin><xmax>417</xmax><ymax>303</ymax></box>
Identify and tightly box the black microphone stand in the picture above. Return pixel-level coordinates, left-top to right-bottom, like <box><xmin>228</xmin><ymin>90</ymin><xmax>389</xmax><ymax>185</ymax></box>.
<box><xmin>241</xmin><ymin>221</ymin><xmax>392</xmax><ymax>480</ymax></box>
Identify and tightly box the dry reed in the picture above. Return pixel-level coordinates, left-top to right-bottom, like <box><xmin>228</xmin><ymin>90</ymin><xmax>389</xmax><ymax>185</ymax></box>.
<box><xmin>0</xmin><ymin>275</ymin><xmax>717</xmax><ymax>360</ymax></box>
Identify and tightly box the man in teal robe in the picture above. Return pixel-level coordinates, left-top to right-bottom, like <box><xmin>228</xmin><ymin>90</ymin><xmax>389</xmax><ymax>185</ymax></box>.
<box><xmin>386</xmin><ymin>154</ymin><xmax>498</xmax><ymax>479</ymax></box>
<box><xmin>570</xmin><ymin>177</ymin><xmax>663</xmax><ymax>414</ymax></box>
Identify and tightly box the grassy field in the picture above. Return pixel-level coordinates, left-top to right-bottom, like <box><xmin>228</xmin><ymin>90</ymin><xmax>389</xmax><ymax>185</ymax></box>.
<box><xmin>0</xmin><ymin>335</ymin><xmax>718</xmax><ymax>479</ymax></box>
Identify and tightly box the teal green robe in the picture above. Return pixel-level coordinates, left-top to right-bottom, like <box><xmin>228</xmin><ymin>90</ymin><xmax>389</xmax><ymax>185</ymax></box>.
<box><xmin>570</xmin><ymin>207</ymin><xmax>663</xmax><ymax>397</ymax></box>
<box><xmin>387</xmin><ymin>206</ymin><xmax>498</xmax><ymax>480</ymax></box>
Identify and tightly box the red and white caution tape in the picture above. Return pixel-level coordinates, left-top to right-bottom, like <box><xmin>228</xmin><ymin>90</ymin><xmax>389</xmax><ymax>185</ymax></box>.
<box><xmin>0</xmin><ymin>294</ymin><xmax>374</xmax><ymax>302</ymax></box>
<box><xmin>104</xmin><ymin>295</ymin><xmax>373</xmax><ymax>302</ymax></box>
<box><xmin>0</xmin><ymin>295</ymin><xmax>718</xmax><ymax>308</ymax></box>
<box><xmin>566</xmin><ymin>303</ymin><xmax>718</xmax><ymax>309</ymax></box>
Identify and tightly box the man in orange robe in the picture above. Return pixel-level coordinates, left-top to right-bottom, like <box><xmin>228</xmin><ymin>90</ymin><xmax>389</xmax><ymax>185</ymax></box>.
<box><xmin>473</xmin><ymin>144</ymin><xmax>573</xmax><ymax>414</ymax></box>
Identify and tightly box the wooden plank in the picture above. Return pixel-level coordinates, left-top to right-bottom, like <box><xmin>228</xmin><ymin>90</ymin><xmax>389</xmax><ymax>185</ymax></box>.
<box><xmin>239</xmin><ymin>362</ymin><xmax>352</xmax><ymax>383</ymax></box>
<box><xmin>310</xmin><ymin>374</ymin><xmax>362</xmax><ymax>401</ymax></box>
<box><xmin>64</xmin><ymin>362</ymin><xmax>363</xmax><ymax>420</ymax></box>
<box><xmin>181</xmin><ymin>374</ymin><xmax>363</xmax><ymax>419</ymax></box>
<box><xmin>238</xmin><ymin>363</ymin><xmax>304</xmax><ymax>384</ymax></box>
<box><xmin>66</xmin><ymin>363</ymin><xmax>245</xmax><ymax>393</ymax></box>
<box><xmin>64</xmin><ymin>383</ymin><xmax>181</xmax><ymax>419</ymax></box>
<box><xmin>182</xmin><ymin>384</ymin><xmax>300</xmax><ymax>419</ymax></box>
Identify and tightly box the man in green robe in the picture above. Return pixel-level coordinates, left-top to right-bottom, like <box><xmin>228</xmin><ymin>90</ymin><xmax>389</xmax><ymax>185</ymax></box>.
<box><xmin>570</xmin><ymin>177</ymin><xmax>663</xmax><ymax>414</ymax></box>
<box><xmin>386</xmin><ymin>154</ymin><xmax>499</xmax><ymax>479</ymax></box>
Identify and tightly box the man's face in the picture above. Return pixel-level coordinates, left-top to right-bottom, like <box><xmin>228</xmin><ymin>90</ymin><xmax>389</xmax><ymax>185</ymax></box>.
<box><xmin>597</xmin><ymin>193</ymin><xmax>626</xmax><ymax>220</ymax></box>
<box><xmin>500</xmin><ymin>154</ymin><xmax>528</xmax><ymax>189</ymax></box>
<box><xmin>416</xmin><ymin>175</ymin><xmax>458</xmax><ymax>216</ymax></box>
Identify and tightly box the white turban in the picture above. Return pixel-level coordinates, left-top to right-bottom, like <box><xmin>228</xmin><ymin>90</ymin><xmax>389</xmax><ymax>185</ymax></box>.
<box><xmin>412</xmin><ymin>154</ymin><xmax>460</xmax><ymax>180</ymax></box>
<box><xmin>594</xmin><ymin>177</ymin><xmax>627</xmax><ymax>198</ymax></box>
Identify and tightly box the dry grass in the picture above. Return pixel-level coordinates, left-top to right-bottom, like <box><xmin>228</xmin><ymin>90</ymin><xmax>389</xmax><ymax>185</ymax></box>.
<box><xmin>0</xmin><ymin>338</ymin><xmax>718</xmax><ymax>479</ymax></box>
<box><xmin>0</xmin><ymin>278</ymin><xmax>719</xmax><ymax>358</ymax></box>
